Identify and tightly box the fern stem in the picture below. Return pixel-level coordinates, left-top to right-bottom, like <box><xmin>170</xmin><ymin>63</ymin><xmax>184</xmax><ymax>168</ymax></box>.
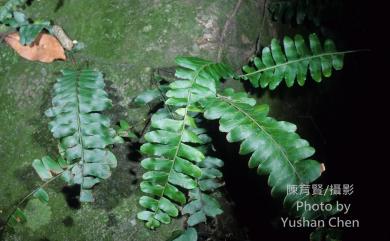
<box><xmin>239</xmin><ymin>50</ymin><xmax>365</xmax><ymax>78</ymax></box>
<box><xmin>75</xmin><ymin>72</ymin><xmax>86</xmax><ymax>194</ymax></box>
<box><xmin>2</xmin><ymin>163</ymin><xmax>76</xmax><ymax>232</ymax></box>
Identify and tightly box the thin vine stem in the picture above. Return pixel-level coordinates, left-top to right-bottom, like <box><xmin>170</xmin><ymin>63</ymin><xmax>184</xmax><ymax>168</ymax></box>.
<box><xmin>1</xmin><ymin>163</ymin><xmax>76</xmax><ymax>235</ymax></box>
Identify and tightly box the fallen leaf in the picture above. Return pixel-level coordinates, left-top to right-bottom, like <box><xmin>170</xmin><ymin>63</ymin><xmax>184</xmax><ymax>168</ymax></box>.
<box><xmin>4</xmin><ymin>32</ymin><xmax>66</xmax><ymax>63</ymax></box>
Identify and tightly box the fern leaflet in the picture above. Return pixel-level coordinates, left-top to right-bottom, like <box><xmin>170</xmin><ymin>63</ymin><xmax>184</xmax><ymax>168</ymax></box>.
<box><xmin>0</xmin><ymin>0</ymin><xmax>26</xmax><ymax>22</ymax></box>
<box><xmin>182</xmin><ymin>157</ymin><xmax>224</xmax><ymax>226</ymax></box>
<box><xmin>172</xmin><ymin>227</ymin><xmax>198</xmax><ymax>241</ymax></box>
<box><xmin>242</xmin><ymin>34</ymin><xmax>350</xmax><ymax>90</ymax></box>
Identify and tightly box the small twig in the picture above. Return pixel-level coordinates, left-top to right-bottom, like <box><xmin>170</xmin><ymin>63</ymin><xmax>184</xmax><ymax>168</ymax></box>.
<box><xmin>217</xmin><ymin>0</ymin><xmax>243</xmax><ymax>62</ymax></box>
<box><xmin>256</xmin><ymin>0</ymin><xmax>269</xmax><ymax>54</ymax></box>
<box><xmin>139</xmin><ymin>116</ymin><xmax>152</xmax><ymax>137</ymax></box>
<box><xmin>1</xmin><ymin>163</ymin><xmax>76</xmax><ymax>236</ymax></box>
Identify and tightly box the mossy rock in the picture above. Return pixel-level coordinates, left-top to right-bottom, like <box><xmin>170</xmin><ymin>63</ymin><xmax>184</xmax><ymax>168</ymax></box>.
<box><xmin>0</xmin><ymin>0</ymin><xmax>269</xmax><ymax>240</ymax></box>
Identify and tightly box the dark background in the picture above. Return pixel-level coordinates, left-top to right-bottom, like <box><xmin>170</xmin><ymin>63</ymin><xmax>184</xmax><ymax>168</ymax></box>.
<box><xmin>215</xmin><ymin>1</ymin><xmax>388</xmax><ymax>240</ymax></box>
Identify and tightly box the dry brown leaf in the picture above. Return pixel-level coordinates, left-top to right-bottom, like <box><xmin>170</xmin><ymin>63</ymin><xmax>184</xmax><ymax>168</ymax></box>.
<box><xmin>4</xmin><ymin>32</ymin><xmax>66</xmax><ymax>63</ymax></box>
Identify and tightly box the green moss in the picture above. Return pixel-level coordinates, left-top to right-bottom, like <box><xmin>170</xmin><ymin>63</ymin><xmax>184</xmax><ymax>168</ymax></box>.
<box><xmin>1</xmin><ymin>0</ymin><xmax>264</xmax><ymax>240</ymax></box>
<box><xmin>24</xmin><ymin>199</ymin><xmax>52</xmax><ymax>231</ymax></box>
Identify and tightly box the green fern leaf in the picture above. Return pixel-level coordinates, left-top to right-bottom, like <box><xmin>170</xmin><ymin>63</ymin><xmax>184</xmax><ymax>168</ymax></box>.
<box><xmin>32</xmin><ymin>156</ymin><xmax>68</xmax><ymax>181</ymax></box>
<box><xmin>166</xmin><ymin>56</ymin><xmax>234</xmax><ymax>107</ymax></box>
<box><xmin>182</xmin><ymin>156</ymin><xmax>224</xmax><ymax>226</ymax></box>
<box><xmin>7</xmin><ymin>208</ymin><xmax>26</xmax><ymax>227</ymax></box>
<box><xmin>268</xmin><ymin>0</ymin><xmax>341</xmax><ymax>26</ymax></box>
<box><xmin>137</xmin><ymin>108</ymin><xmax>205</xmax><ymax>229</ymax></box>
<box><xmin>268</xmin><ymin>1</ymin><xmax>297</xmax><ymax>24</ymax></box>
<box><xmin>32</xmin><ymin>188</ymin><xmax>49</xmax><ymax>204</ymax></box>
<box><xmin>1</xmin><ymin>0</ymin><xmax>50</xmax><ymax>45</ymax></box>
<box><xmin>183</xmin><ymin>188</ymin><xmax>222</xmax><ymax>226</ymax></box>
<box><xmin>172</xmin><ymin>227</ymin><xmax>198</xmax><ymax>241</ymax></box>
<box><xmin>242</xmin><ymin>34</ymin><xmax>346</xmax><ymax>90</ymax></box>
<box><xmin>133</xmin><ymin>85</ymin><xmax>169</xmax><ymax>105</ymax></box>
<box><xmin>197</xmin><ymin>156</ymin><xmax>224</xmax><ymax>192</ymax></box>
<box><xmin>269</xmin><ymin>0</ymin><xmax>318</xmax><ymax>25</ymax></box>
<box><xmin>137</xmin><ymin>57</ymin><xmax>233</xmax><ymax>229</ymax></box>
<box><xmin>45</xmin><ymin>69</ymin><xmax>122</xmax><ymax>202</ymax></box>
<box><xmin>19</xmin><ymin>20</ymin><xmax>51</xmax><ymax>45</ymax></box>
<box><xmin>0</xmin><ymin>0</ymin><xmax>26</xmax><ymax>22</ymax></box>
<box><xmin>202</xmin><ymin>88</ymin><xmax>322</xmax><ymax>209</ymax></box>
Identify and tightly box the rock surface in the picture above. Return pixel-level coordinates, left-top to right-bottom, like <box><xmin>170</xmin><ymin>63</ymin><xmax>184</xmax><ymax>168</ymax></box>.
<box><xmin>0</xmin><ymin>0</ymin><xmax>272</xmax><ymax>240</ymax></box>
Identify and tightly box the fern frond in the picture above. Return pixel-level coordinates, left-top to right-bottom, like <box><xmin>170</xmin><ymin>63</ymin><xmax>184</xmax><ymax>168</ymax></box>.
<box><xmin>6</xmin><ymin>156</ymin><xmax>67</xmax><ymax>229</ymax></box>
<box><xmin>45</xmin><ymin>69</ymin><xmax>122</xmax><ymax>202</ymax></box>
<box><xmin>196</xmin><ymin>156</ymin><xmax>224</xmax><ymax>192</ymax></box>
<box><xmin>137</xmin><ymin>57</ymin><xmax>233</xmax><ymax>229</ymax></box>
<box><xmin>268</xmin><ymin>0</ymin><xmax>317</xmax><ymax>25</ymax></box>
<box><xmin>172</xmin><ymin>227</ymin><xmax>198</xmax><ymax>241</ymax></box>
<box><xmin>242</xmin><ymin>34</ymin><xmax>348</xmax><ymax>90</ymax></box>
<box><xmin>182</xmin><ymin>157</ymin><xmax>224</xmax><ymax>226</ymax></box>
<box><xmin>133</xmin><ymin>85</ymin><xmax>169</xmax><ymax>105</ymax></box>
<box><xmin>166</xmin><ymin>56</ymin><xmax>234</xmax><ymax>107</ymax></box>
<box><xmin>268</xmin><ymin>0</ymin><xmax>340</xmax><ymax>26</ymax></box>
<box><xmin>202</xmin><ymin>88</ymin><xmax>322</xmax><ymax>209</ymax></box>
<box><xmin>1</xmin><ymin>0</ymin><xmax>50</xmax><ymax>45</ymax></box>
<box><xmin>137</xmin><ymin>108</ymin><xmax>205</xmax><ymax>229</ymax></box>
<box><xmin>0</xmin><ymin>0</ymin><xmax>26</xmax><ymax>22</ymax></box>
